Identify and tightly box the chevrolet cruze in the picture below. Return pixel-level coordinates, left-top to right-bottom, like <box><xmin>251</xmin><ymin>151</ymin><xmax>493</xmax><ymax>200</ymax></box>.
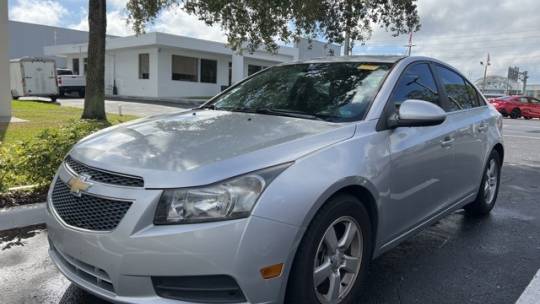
<box><xmin>47</xmin><ymin>56</ymin><xmax>504</xmax><ymax>304</ymax></box>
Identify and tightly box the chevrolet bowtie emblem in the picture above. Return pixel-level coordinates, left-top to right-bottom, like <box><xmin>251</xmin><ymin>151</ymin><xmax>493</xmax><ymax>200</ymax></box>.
<box><xmin>67</xmin><ymin>174</ymin><xmax>92</xmax><ymax>197</ymax></box>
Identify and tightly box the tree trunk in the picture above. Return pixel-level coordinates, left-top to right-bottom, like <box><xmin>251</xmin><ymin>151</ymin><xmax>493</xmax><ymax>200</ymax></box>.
<box><xmin>82</xmin><ymin>0</ymin><xmax>107</xmax><ymax>120</ymax></box>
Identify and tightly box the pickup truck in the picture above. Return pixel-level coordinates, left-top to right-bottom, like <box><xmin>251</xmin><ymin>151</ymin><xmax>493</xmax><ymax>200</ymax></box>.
<box><xmin>57</xmin><ymin>69</ymin><xmax>86</xmax><ymax>97</ymax></box>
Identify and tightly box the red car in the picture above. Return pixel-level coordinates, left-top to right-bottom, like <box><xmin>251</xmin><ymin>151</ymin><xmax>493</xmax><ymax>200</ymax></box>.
<box><xmin>489</xmin><ymin>95</ymin><xmax>540</xmax><ymax>119</ymax></box>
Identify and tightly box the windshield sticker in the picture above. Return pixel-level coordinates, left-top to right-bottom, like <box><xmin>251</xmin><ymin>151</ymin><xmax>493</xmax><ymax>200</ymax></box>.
<box><xmin>358</xmin><ymin>64</ymin><xmax>379</xmax><ymax>71</ymax></box>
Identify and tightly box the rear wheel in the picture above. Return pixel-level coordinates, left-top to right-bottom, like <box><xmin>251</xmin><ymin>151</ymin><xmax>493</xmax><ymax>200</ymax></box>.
<box><xmin>464</xmin><ymin>150</ymin><xmax>501</xmax><ymax>216</ymax></box>
<box><xmin>524</xmin><ymin>116</ymin><xmax>532</xmax><ymax>120</ymax></box>
<box><xmin>510</xmin><ymin>108</ymin><xmax>521</xmax><ymax>119</ymax></box>
<box><xmin>79</xmin><ymin>88</ymin><xmax>85</xmax><ymax>98</ymax></box>
<box><xmin>286</xmin><ymin>194</ymin><xmax>372</xmax><ymax>304</ymax></box>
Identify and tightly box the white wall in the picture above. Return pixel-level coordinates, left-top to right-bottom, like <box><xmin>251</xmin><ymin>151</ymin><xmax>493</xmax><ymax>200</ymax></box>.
<box><xmin>107</xmin><ymin>47</ymin><xmax>159</xmax><ymax>97</ymax></box>
<box><xmin>66</xmin><ymin>47</ymin><xmax>160</xmax><ymax>98</ymax></box>
<box><xmin>295</xmin><ymin>38</ymin><xmax>341</xmax><ymax>60</ymax></box>
<box><xmin>0</xmin><ymin>0</ymin><xmax>11</xmax><ymax>119</ymax></box>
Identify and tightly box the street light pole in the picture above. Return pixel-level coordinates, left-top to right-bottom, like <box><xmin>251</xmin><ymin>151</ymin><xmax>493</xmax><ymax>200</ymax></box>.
<box><xmin>480</xmin><ymin>53</ymin><xmax>491</xmax><ymax>93</ymax></box>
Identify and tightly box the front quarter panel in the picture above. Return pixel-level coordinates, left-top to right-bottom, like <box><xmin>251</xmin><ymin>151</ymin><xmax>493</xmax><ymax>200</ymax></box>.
<box><xmin>251</xmin><ymin>120</ymin><xmax>391</xmax><ymax>302</ymax></box>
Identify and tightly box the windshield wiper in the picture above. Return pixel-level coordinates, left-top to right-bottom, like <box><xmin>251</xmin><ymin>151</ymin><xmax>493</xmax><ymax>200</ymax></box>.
<box><xmin>199</xmin><ymin>104</ymin><xmax>216</xmax><ymax>109</ymax></box>
<box><xmin>253</xmin><ymin>108</ymin><xmax>325</xmax><ymax>121</ymax></box>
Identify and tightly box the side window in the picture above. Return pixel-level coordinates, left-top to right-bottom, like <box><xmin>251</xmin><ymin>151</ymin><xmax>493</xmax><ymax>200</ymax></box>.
<box><xmin>465</xmin><ymin>81</ymin><xmax>483</xmax><ymax>106</ymax></box>
<box><xmin>436</xmin><ymin>66</ymin><xmax>475</xmax><ymax>111</ymax></box>
<box><xmin>520</xmin><ymin>97</ymin><xmax>529</xmax><ymax>103</ymax></box>
<box><xmin>391</xmin><ymin>63</ymin><xmax>439</xmax><ymax>108</ymax></box>
<box><xmin>529</xmin><ymin>97</ymin><xmax>540</xmax><ymax>104</ymax></box>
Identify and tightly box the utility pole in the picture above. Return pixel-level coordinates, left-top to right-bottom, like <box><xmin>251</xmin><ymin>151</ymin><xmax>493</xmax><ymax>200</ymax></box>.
<box><xmin>404</xmin><ymin>31</ymin><xmax>415</xmax><ymax>56</ymax></box>
<box><xmin>520</xmin><ymin>71</ymin><xmax>529</xmax><ymax>95</ymax></box>
<box><xmin>480</xmin><ymin>53</ymin><xmax>491</xmax><ymax>93</ymax></box>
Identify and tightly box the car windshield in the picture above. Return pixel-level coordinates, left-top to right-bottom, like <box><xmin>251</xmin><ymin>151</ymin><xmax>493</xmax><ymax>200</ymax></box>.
<box><xmin>209</xmin><ymin>62</ymin><xmax>393</xmax><ymax>122</ymax></box>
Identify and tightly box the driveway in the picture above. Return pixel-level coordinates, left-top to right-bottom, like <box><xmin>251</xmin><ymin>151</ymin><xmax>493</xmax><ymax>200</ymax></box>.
<box><xmin>58</xmin><ymin>98</ymin><xmax>193</xmax><ymax>117</ymax></box>
<box><xmin>1</xmin><ymin>118</ymin><xmax>540</xmax><ymax>304</ymax></box>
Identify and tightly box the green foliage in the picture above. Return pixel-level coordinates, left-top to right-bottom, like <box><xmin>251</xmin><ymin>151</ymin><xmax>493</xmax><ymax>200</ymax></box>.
<box><xmin>0</xmin><ymin>120</ymin><xmax>111</xmax><ymax>192</ymax></box>
<box><xmin>126</xmin><ymin>0</ymin><xmax>420</xmax><ymax>53</ymax></box>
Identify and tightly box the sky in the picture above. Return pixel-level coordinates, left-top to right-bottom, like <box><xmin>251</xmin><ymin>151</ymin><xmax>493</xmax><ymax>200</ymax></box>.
<box><xmin>7</xmin><ymin>0</ymin><xmax>540</xmax><ymax>83</ymax></box>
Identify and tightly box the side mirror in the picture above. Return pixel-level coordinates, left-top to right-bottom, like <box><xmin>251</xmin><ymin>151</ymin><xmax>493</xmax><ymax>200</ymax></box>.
<box><xmin>388</xmin><ymin>99</ymin><xmax>446</xmax><ymax>128</ymax></box>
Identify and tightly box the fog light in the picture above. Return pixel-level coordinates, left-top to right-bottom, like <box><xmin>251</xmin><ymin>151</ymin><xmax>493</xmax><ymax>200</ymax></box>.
<box><xmin>260</xmin><ymin>263</ymin><xmax>284</xmax><ymax>279</ymax></box>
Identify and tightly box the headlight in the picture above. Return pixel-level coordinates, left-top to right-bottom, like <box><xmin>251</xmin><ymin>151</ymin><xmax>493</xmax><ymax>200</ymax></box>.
<box><xmin>154</xmin><ymin>163</ymin><xmax>291</xmax><ymax>224</ymax></box>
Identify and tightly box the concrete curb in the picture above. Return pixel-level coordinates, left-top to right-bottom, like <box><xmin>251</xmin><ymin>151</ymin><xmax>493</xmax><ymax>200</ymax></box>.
<box><xmin>0</xmin><ymin>203</ymin><xmax>46</xmax><ymax>231</ymax></box>
<box><xmin>516</xmin><ymin>269</ymin><xmax>540</xmax><ymax>304</ymax></box>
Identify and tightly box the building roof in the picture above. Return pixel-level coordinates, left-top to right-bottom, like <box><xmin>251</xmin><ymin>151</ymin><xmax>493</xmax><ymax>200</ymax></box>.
<box><xmin>44</xmin><ymin>32</ymin><xmax>299</xmax><ymax>61</ymax></box>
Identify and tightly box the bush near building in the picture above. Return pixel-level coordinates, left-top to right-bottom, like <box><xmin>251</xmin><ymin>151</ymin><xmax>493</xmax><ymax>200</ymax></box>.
<box><xmin>0</xmin><ymin>101</ymin><xmax>138</xmax><ymax>207</ymax></box>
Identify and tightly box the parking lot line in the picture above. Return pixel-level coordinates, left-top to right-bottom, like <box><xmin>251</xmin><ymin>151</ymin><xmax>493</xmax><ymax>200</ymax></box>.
<box><xmin>503</xmin><ymin>134</ymin><xmax>540</xmax><ymax>140</ymax></box>
<box><xmin>516</xmin><ymin>269</ymin><xmax>540</xmax><ymax>304</ymax></box>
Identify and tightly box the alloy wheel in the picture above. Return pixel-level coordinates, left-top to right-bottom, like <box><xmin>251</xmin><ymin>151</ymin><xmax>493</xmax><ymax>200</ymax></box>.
<box><xmin>313</xmin><ymin>216</ymin><xmax>363</xmax><ymax>304</ymax></box>
<box><xmin>483</xmin><ymin>159</ymin><xmax>499</xmax><ymax>204</ymax></box>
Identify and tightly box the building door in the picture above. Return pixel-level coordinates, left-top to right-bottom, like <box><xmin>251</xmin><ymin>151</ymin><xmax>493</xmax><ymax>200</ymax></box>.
<box><xmin>72</xmin><ymin>58</ymin><xmax>80</xmax><ymax>75</ymax></box>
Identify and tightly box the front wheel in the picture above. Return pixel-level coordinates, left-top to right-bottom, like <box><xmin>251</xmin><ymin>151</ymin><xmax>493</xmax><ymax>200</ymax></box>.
<box><xmin>510</xmin><ymin>108</ymin><xmax>521</xmax><ymax>119</ymax></box>
<box><xmin>464</xmin><ymin>150</ymin><xmax>501</xmax><ymax>216</ymax></box>
<box><xmin>286</xmin><ymin>194</ymin><xmax>372</xmax><ymax>304</ymax></box>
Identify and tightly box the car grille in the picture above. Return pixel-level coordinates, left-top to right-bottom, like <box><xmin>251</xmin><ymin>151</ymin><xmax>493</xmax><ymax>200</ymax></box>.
<box><xmin>64</xmin><ymin>155</ymin><xmax>144</xmax><ymax>187</ymax></box>
<box><xmin>51</xmin><ymin>179</ymin><xmax>132</xmax><ymax>231</ymax></box>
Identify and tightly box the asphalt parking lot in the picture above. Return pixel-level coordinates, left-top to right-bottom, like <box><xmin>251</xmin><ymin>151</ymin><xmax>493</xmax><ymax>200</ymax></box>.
<box><xmin>1</xmin><ymin>118</ymin><xmax>540</xmax><ymax>304</ymax></box>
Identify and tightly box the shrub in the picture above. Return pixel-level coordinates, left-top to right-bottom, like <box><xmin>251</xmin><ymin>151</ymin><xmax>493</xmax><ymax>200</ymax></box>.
<box><xmin>0</xmin><ymin>119</ymin><xmax>111</xmax><ymax>192</ymax></box>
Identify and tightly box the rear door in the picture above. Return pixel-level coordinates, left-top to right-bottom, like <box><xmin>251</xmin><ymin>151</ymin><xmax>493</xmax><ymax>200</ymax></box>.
<box><xmin>432</xmin><ymin>64</ymin><xmax>489</xmax><ymax>202</ymax></box>
<box><xmin>384</xmin><ymin>62</ymin><xmax>456</xmax><ymax>241</ymax></box>
<box><xmin>22</xmin><ymin>60</ymin><xmax>57</xmax><ymax>95</ymax></box>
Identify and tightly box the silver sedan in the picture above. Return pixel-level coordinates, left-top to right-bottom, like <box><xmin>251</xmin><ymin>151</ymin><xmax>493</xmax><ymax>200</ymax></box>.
<box><xmin>46</xmin><ymin>56</ymin><xmax>503</xmax><ymax>304</ymax></box>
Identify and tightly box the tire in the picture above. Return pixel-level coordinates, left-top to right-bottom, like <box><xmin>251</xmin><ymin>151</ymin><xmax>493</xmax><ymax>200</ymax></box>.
<box><xmin>50</xmin><ymin>95</ymin><xmax>58</xmax><ymax>102</ymax></box>
<box><xmin>79</xmin><ymin>89</ymin><xmax>85</xmax><ymax>98</ymax></box>
<box><xmin>524</xmin><ymin>116</ymin><xmax>532</xmax><ymax>120</ymax></box>
<box><xmin>510</xmin><ymin>108</ymin><xmax>521</xmax><ymax>119</ymax></box>
<box><xmin>285</xmin><ymin>194</ymin><xmax>372</xmax><ymax>304</ymax></box>
<box><xmin>12</xmin><ymin>96</ymin><xmax>19</xmax><ymax>100</ymax></box>
<box><xmin>464</xmin><ymin>150</ymin><xmax>502</xmax><ymax>216</ymax></box>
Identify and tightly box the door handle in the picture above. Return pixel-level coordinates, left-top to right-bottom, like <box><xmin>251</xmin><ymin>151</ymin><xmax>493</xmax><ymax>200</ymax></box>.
<box><xmin>440</xmin><ymin>137</ymin><xmax>455</xmax><ymax>148</ymax></box>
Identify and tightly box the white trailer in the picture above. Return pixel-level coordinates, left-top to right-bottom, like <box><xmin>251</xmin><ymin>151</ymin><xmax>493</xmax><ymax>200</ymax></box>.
<box><xmin>10</xmin><ymin>57</ymin><xmax>59</xmax><ymax>101</ymax></box>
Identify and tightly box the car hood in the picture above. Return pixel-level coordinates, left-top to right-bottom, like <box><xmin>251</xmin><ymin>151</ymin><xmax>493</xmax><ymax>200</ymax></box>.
<box><xmin>69</xmin><ymin>110</ymin><xmax>356</xmax><ymax>188</ymax></box>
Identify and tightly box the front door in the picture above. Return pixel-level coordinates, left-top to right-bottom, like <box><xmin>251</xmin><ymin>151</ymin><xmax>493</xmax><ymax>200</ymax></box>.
<box><xmin>383</xmin><ymin>63</ymin><xmax>456</xmax><ymax>243</ymax></box>
<box><xmin>432</xmin><ymin>64</ymin><xmax>488</xmax><ymax>202</ymax></box>
<box><xmin>527</xmin><ymin>97</ymin><xmax>540</xmax><ymax>118</ymax></box>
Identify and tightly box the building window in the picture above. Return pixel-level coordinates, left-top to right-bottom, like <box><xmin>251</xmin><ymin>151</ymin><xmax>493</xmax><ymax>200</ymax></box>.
<box><xmin>72</xmin><ymin>58</ymin><xmax>80</xmax><ymax>75</ymax></box>
<box><xmin>83</xmin><ymin>58</ymin><xmax>88</xmax><ymax>75</ymax></box>
<box><xmin>200</xmin><ymin>59</ymin><xmax>217</xmax><ymax>83</ymax></box>
<box><xmin>248</xmin><ymin>64</ymin><xmax>266</xmax><ymax>76</ymax></box>
<box><xmin>139</xmin><ymin>53</ymin><xmax>150</xmax><ymax>79</ymax></box>
<box><xmin>172</xmin><ymin>55</ymin><xmax>198</xmax><ymax>82</ymax></box>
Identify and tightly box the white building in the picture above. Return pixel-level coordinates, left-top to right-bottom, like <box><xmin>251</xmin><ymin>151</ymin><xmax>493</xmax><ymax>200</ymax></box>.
<box><xmin>45</xmin><ymin>32</ymin><xmax>340</xmax><ymax>99</ymax></box>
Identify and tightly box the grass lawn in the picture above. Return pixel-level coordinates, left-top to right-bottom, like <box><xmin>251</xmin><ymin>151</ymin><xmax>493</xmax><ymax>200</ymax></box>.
<box><xmin>0</xmin><ymin>100</ymin><xmax>138</xmax><ymax>144</ymax></box>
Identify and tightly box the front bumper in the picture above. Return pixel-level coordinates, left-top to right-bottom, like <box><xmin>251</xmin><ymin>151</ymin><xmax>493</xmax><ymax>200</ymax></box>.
<box><xmin>46</xmin><ymin>164</ymin><xmax>300</xmax><ymax>304</ymax></box>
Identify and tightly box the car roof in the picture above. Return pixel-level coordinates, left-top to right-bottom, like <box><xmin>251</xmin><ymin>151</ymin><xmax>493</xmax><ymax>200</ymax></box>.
<box><xmin>284</xmin><ymin>55</ymin><xmax>406</xmax><ymax>65</ymax></box>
